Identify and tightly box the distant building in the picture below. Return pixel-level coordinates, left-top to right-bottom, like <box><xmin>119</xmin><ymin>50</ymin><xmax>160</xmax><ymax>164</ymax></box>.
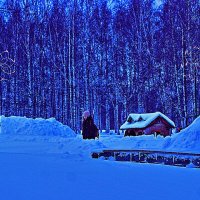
<box><xmin>120</xmin><ymin>112</ymin><xmax>175</xmax><ymax>137</ymax></box>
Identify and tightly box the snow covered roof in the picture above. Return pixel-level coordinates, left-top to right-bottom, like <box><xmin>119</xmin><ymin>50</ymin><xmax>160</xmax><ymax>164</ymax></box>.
<box><xmin>120</xmin><ymin>112</ymin><xmax>175</xmax><ymax>130</ymax></box>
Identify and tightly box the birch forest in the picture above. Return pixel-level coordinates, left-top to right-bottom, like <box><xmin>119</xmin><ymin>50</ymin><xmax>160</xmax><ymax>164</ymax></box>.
<box><xmin>0</xmin><ymin>0</ymin><xmax>199</xmax><ymax>132</ymax></box>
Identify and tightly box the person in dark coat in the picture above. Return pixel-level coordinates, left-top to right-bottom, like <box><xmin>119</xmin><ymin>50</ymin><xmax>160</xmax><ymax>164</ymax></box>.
<box><xmin>82</xmin><ymin>111</ymin><xmax>99</xmax><ymax>140</ymax></box>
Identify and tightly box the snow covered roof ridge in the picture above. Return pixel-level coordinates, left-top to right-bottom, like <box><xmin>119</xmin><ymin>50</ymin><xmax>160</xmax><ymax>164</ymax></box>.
<box><xmin>120</xmin><ymin>112</ymin><xmax>175</xmax><ymax>130</ymax></box>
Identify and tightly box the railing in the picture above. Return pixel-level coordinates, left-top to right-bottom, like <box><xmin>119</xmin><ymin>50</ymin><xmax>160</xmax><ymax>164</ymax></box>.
<box><xmin>92</xmin><ymin>149</ymin><xmax>200</xmax><ymax>168</ymax></box>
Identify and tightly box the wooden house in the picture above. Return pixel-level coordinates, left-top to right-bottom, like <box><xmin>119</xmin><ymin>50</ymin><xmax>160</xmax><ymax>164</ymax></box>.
<box><xmin>120</xmin><ymin>112</ymin><xmax>175</xmax><ymax>137</ymax></box>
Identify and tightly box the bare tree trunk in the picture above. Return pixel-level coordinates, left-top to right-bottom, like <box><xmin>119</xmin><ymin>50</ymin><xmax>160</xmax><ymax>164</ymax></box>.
<box><xmin>72</xmin><ymin>5</ymin><xmax>76</xmax><ymax>130</ymax></box>
<box><xmin>181</xmin><ymin>30</ymin><xmax>188</xmax><ymax>127</ymax></box>
<box><xmin>105</xmin><ymin>98</ymin><xmax>110</xmax><ymax>133</ymax></box>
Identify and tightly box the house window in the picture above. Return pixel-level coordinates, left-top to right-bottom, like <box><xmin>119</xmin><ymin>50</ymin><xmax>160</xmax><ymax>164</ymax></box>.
<box><xmin>156</xmin><ymin>119</ymin><xmax>161</xmax><ymax>124</ymax></box>
<box><xmin>138</xmin><ymin>116</ymin><xmax>144</xmax><ymax>122</ymax></box>
<box><xmin>127</xmin><ymin>117</ymin><xmax>133</xmax><ymax>123</ymax></box>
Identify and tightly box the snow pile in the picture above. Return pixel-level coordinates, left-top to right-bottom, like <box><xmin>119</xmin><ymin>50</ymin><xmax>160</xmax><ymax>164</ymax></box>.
<box><xmin>0</xmin><ymin>116</ymin><xmax>76</xmax><ymax>138</ymax></box>
<box><xmin>165</xmin><ymin>116</ymin><xmax>200</xmax><ymax>152</ymax></box>
<box><xmin>0</xmin><ymin>116</ymin><xmax>106</xmax><ymax>158</ymax></box>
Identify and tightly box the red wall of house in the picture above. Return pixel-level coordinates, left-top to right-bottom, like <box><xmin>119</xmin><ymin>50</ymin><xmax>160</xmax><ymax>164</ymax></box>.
<box><xmin>144</xmin><ymin>117</ymin><xmax>172</xmax><ymax>136</ymax></box>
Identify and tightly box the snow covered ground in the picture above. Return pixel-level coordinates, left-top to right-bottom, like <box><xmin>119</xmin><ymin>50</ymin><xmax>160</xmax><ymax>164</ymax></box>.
<box><xmin>0</xmin><ymin>116</ymin><xmax>200</xmax><ymax>200</ymax></box>
<box><xmin>0</xmin><ymin>151</ymin><xmax>199</xmax><ymax>200</ymax></box>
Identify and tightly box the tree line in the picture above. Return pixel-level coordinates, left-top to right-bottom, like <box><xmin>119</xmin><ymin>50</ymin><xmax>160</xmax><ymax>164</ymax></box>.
<box><xmin>0</xmin><ymin>0</ymin><xmax>199</xmax><ymax>132</ymax></box>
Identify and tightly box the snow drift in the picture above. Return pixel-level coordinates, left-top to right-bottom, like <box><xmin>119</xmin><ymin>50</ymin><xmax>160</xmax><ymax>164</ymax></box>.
<box><xmin>0</xmin><ymin>115</ymin><xmax>200</xmax><ymax>154</ymax></box>
<box><xmin>0</xmin><ymin>116</ymin><xmax>76</xmax><ymax>137</ymax></box>
<box><xmin>165</xmin><ymin>116</ymin><xmax>200</xmax><ymax>152</ymax></box>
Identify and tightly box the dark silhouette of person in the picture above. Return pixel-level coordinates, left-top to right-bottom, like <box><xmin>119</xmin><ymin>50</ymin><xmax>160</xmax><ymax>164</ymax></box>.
<box><xmin>82</xmin><ymin>111</ymin><xmax>99</xmax><ymax>139</ymax></box>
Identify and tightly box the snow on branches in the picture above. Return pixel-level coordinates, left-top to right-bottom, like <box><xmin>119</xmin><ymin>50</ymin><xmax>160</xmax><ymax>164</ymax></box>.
<box><xmin>0</xmin><ymin>50</ymin><xmax>15</xmax><ymax>81</ymax></box>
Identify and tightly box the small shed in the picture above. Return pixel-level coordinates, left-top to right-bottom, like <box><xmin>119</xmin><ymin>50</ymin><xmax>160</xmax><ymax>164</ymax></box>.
<box><xmin>120</xmin><ymin>112</ymin><xmax>175</xmax><ymax>137</ymax></box>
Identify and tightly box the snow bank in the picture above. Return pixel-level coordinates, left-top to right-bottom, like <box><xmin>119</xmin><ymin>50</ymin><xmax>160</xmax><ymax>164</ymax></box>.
<box><xmin>0</xmin><ymin>116</ymin><xmax>76</xmax><ymax>138</ymax></box>
<box><xmin>165</xmin><ymin>116</ymin><xmax>200</xmax><ymax>152</ymax></box>
<box><xmin>0</xmin><ymin>115</ymin><xmax>200</xmax><ymax>155</ymax></box>
<box><xmin>0</xmin><ymin>116</ymin><xmax>105</xmax><ymax>158</ymax></box>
